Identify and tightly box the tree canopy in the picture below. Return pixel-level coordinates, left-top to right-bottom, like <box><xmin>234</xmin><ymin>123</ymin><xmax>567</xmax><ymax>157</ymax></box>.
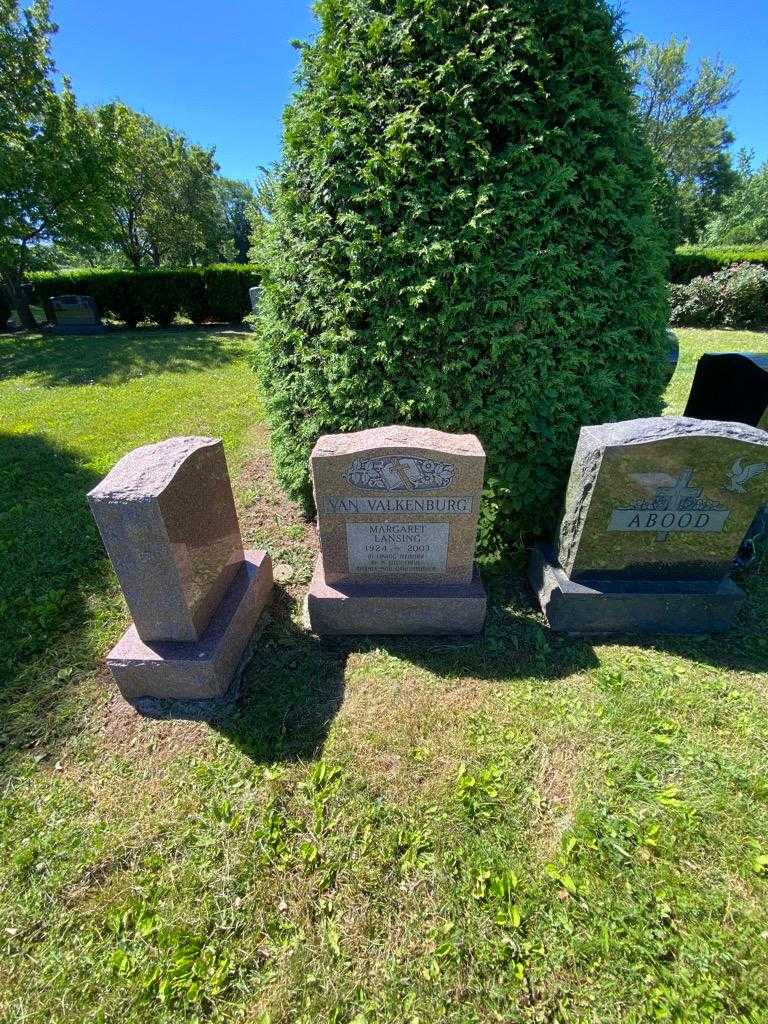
<box><xmin>704</xmin><ymin>156</ymin><xmax>768</xmax><ymax>245</ymax></box>
<box><xmin>627</xmin><ymin>35</ymin><xmax>738</xmax><ymax>243</ymax></box>
<box><xmin>0</xmin><ymin>0</ymin><xmax>256</xmax><ymax>327</ymax></box>
<box><xmin>103</xmin><ymin>103</ymin><xmax>243</xmax><ymax>270</ymax></box>
<box><xmin>0</xmin><ymin>0</ymin><xmax>118</xmax><ymax>325</ymax></box>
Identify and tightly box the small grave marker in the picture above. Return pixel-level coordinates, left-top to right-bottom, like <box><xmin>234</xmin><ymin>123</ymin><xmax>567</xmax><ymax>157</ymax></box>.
<box><xmin>49</xmin><ymin>294</ymin><xmax>107</xmax><ymax>334</ymax></box>
<box><xmin>248</xmin><ymin>286</ymin><xmax>262</xmax><ymax>312</ymax></box>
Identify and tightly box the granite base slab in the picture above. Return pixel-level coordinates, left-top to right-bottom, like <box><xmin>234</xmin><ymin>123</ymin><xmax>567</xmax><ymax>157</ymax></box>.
<box><xmin>106</xmin><ymin>550</ymin><xmax>273</xmax><ymax>703</ymax></box>
<box><xmin>308</xmin><ymin>557</ymin><xmax>487</xmax><ymax>636</ymax></box>
<box><xmin>529</xmin><ymin>543</ymin><xmax>744</xmax><ymax>636</ymax></box>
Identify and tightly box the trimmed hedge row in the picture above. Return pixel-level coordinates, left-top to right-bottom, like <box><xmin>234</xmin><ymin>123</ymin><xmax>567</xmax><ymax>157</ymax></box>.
<box><xmin>26</xmin><ymin>265</ymin><xmax>260</xmax><ymax>327</ymax></box>
<box><xmin>670</xmin><ymin>247</ymin><xmax>768</xmax><ymax>284</ymax></box>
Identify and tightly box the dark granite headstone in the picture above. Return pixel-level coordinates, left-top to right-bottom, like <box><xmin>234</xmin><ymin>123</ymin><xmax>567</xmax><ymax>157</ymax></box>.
<box><xmin>684</xmin><ymin>353</ymin><xmax>768</xmax><ymax>429</ymax></box>
<box><xmin>50</xmin><ymin>294</ymin><xmax>107</xmax><ymax>335</ymax></box>
<box><xmin>683</xmin><ymin>352</ymin><xmax>768</xmax><ymax>565</ymax></box>
<box><xmin>530</xmin><ymin>416</ymin><xmax>768</xmax><ymax>634</ymax></box>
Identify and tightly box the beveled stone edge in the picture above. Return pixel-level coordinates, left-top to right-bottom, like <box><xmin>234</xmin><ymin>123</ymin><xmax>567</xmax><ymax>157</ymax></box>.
<box><xmin>87</xmin><ymin>436</ymin><xmax>223</xmax><ymax>502</ymax></box>
<box><xmin>310</xmin><ymin>425</ymin><xmax>485</xmax><ymax>461</ymax></box>
<box><xmin>529</xmin><ymin>542</ymin><xmax>745</xmax><ymax>636</ymax></box>
<box><xmin>104</xmin><ymin>547</ymin><xmax>273</xmax><ymax>707</ymax></box>
<box><xmin>585</xmin><ymin>416</ymin><xmax>768</xmax><ymax>450</ymax></box>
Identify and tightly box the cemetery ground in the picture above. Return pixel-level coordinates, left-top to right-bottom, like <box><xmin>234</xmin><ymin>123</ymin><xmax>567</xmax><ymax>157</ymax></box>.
<box><xmin>1</xmin><ymin>326</ymin><xmax>767</xmax><ymax>1024</ymax></box>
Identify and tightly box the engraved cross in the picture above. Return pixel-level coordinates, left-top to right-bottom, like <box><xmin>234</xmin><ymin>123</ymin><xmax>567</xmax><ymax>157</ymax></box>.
<box><xmin>653</xmin><ymin>467</ymin><xmax>701</xmax><ymax>541</ymax></box>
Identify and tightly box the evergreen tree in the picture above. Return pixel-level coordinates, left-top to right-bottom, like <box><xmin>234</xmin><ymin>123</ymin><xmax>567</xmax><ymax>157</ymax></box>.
<box><xmin>256</xmin><ymin>0</ymin><xmax>669</xmax><ymax>548</ymax></box>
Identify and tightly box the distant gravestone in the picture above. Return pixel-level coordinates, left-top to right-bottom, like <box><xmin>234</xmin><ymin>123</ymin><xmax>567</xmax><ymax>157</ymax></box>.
<box><xmin>88</xmin><ymin>436</ymin><xmax>273</xmax><ymax>704</ymax></box>
<box><xmin>307</xmin><ymin>425</ymin><xmax>487</xmax><ymax>634</ymax></box>
<box><xmin>248</xmin><ymin>286</ymin><xmax>262</xmax><ymax>312</ymax></box>
<box><xmin>530</xmin><ymin>416</ymin><xmax>768</xmax><ymax>634</ymax></box>
<box><xmin>49</xmin><ymin>294</ymin><xmax>107</xmax><ymax>334</ymax></box>
<box><xmin>684</xmin><ymin>352</ymin><xmax>768</xmax><ymax>429</ymax></box>
<box><xmin>683</xmin><ymin>352</ymin><xmax>768</xmax><ymax>564</ymax></box>
<box><xmin>665</xmin><ymin>329</ymin><xmax>680</xmax><ymax>384</ymax></box>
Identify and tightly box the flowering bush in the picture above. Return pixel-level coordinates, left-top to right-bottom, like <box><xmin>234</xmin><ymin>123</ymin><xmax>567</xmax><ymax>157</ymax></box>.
<box><xmin>670</xmin><ymin>263</ymin><xmax>768</xmax><ymax>329</ymax></box>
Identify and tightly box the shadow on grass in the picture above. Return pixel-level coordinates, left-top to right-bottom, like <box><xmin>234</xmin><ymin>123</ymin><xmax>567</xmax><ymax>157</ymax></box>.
<box><xmin>213</xmin><ymin>559</ymin><xmax>768</xmax><ymax>766</ymax></box>
<box><xmin>212</xmin><ymin>568</ymin><xmax>600</xmax><ymax>765</ymax></box>
<box><xmin>0</xmin><ymin>326</ymin><xmax>251</xmax><ymax>387</ymax></box>
<box><xmin>211</xmin><ymin>585</ymin><xmax>348</xmax><ymax>763</ymax></box>
<box><xmin>0</xmin><ymin>433</ymin><xmax>109</xmax><ymax>761</ymax></box>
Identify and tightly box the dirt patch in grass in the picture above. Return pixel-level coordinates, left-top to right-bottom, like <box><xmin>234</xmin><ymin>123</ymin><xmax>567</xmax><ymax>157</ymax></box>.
<box><xmin>236</xmin><ymin>423</ymin><xmax>317</xmax><ymax>594</ymax></box>
<box><xmin>530</xmin><ymin>736</ymin><xmax>589</xmax><ymax>857</ymax></box>
<box><xmin>101</xmin><ymin>690</ymin><xmax>211</xmax><ymax>759</ymax></box>
<box><xmin>336</xmin><ymin>661</ymin><xmax>491</xmax><ymax>802</ymax></box>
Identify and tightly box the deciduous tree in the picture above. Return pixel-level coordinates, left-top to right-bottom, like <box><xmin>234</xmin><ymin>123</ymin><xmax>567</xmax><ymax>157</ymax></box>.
<box><xmin>627</xmin><ymin>35</ymin><xmax>738</xmax><ymax>242</ymax></box>
<box><xmin>0</xmin><ymin>0</ymin><xmax>117</xmax><ymax>327</ymax></box>
<box><xmin>705</xmin><ymin>155</ymin><xmax>768</xmax><ymax>244</ymax></box>
<box><xmin>105</xmin><ymin>104</ymin><xmax>231</xmax><ymax>270</ymax></box>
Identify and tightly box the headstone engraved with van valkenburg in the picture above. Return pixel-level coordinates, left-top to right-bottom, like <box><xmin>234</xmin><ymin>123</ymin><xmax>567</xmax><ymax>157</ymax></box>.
<box><xmin>49</xmin><ymin>294</ymin><xmax>107</xmax><ymax>334</ymax></box>
<box><xmin>88</xmin><ymin>436</ymin><xmax>273</xmax><ymax>705</ymax></box>
<box><xmin>307</xmin><ymin>426</ymin><xmax>487</xmax><ymax>635</ymax></box>
<box><xmin>530</xmin><ymin>417</ymin><xmax>768</xmax><ymax>634</ymax></box>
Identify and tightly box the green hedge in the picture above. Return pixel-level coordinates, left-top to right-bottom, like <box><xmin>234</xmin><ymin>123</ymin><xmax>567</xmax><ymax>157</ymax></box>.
<box><xmin>670</xmin><ymin>247</ymin><xmax>768</xmax><ymax>284</ymax></box>
<box><xmin>26</xmin><ymin>265</ymin><xmax>260</xmax><ymax>327</ymax></box>
<box><xmin>255</xmin><ymin>0</ymin><xmax>669</xmax><ymax>551</ymax></box>
<box><xmin>204</xmin><ymin>265</ymin><xmax>260</xmax><ymax>324</ymax></box>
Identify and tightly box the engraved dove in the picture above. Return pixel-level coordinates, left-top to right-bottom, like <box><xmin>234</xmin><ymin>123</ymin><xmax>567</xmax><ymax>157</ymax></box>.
<box><xmin>725</xmin><ymin>458</ymin><xmax>768</xmax><ymax>493</ymax></box>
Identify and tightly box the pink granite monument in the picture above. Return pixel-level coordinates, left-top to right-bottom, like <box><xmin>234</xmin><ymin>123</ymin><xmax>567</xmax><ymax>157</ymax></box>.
<box><xmin>88</xmin><ymin>437</ymin><xmax>273</xmax><ymax>704</ymax></box>
<box><xmin>307</xmin><ymin>426</ymin><xmax>487</xmax><ymax>635</ymax></box>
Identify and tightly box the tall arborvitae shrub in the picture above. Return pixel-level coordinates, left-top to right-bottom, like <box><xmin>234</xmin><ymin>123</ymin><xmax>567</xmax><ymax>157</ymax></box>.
<box><xmin>256</xmin><ymin>0</ymin><xmax>670</xmax><ymax>549</ymax></box>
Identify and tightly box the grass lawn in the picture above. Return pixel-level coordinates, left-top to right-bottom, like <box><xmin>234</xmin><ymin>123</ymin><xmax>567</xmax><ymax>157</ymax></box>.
<box><xmin>1</xmin><ymin>325</ymin><xmax>768</xmax><ymax>1023</ymax></box>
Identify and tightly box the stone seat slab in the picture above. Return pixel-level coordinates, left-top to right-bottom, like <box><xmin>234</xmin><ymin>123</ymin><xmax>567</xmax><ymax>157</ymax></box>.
<box><xmin>107</xmin><ymin>550</ymin><xmax>273</xmax><ymax>703</ymax></box>
<box><xmin>529</xmin><ymin>543</ymin><xmax>744</xmax><ymax>636</ymax></box>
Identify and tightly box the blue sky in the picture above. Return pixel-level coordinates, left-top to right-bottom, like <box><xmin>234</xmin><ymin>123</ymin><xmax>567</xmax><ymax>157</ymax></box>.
<box><xmin>49</xmin><ymin>0</ymin><xmax>767</xmax><ymax>184</ymax></box>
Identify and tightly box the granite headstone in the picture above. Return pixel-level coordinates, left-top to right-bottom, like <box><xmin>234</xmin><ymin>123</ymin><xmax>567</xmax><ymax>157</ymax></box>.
<box><xmin>49</xmin><ymin>294</ymin><xmax>107</xmax><ymax>335</ymax></box>
<box><xmin>88</xmin><ymin>436</ymin><xmax>273</xmax><ymax>703</ymax></box>
<box><xmin>683</xmin><ymin>352</ymin><xmax>768</xmax><ymax>565</ymax></box>
<box><xmin>665</xmin><ymin>329</ymin><xmax>680</xmax><ymax>384</ymax></box>
<box><xmin>307</xmin><ymin>425</ymin><xmax>487</xmax><ymax>634</ymax></box>
<box><xmin>248</xmin><ymin>286</ymin><xmax>262</xmax><ymax>312</ymax></box>
<box><xmin>530</xmin><ymin>416</ymin><xmax>768</xmax><ymax>634</ymax></box>
<box><xmin>684</xmin><ymin>352</ymin><xmax>768</xmax><ymax>429</ymax></box>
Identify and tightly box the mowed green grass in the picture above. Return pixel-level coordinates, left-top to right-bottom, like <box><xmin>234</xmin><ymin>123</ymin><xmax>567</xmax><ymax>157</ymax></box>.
<box><xmin>1</xmin><ymin>326</ymin><xmax>768</xmax><ymax>1023</ymax></box>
